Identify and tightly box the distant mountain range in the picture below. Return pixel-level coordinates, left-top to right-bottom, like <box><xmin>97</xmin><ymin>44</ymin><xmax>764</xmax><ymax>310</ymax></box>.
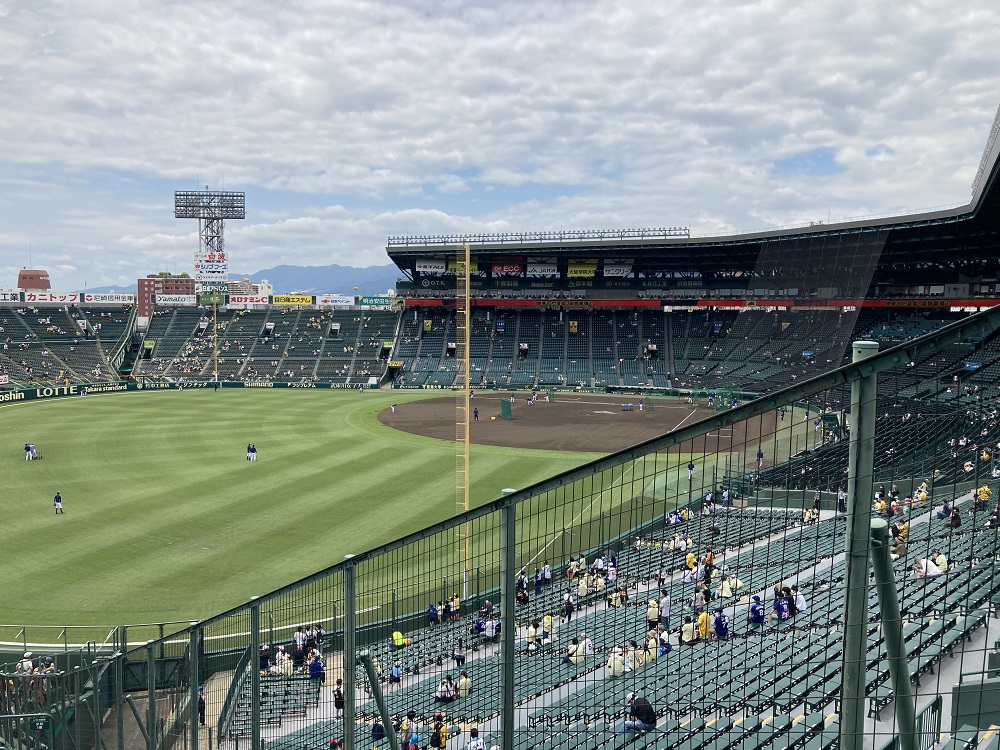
<box><xmin>79</xmin><ymin>264</ymin><xmax>400</xmax><ymax>296</ymax></box>
<box><xmin>232</xmin><ymin>263</ymin><xmax>399</xmax><ymax>295</ymax></box>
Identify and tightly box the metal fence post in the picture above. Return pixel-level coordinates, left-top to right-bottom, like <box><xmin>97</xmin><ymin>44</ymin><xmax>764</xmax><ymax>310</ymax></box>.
<box><xmin>870</xmin><ymin>519</ymin><xmax>917</xmax><ymax>750</ymax></box>
<box><xmin>359</xmin><ymin>650</ymin><xmax>399</xmax><ymax>750</ymax></box>
<box><xmin>146</xmin><ymin>641</ymin><xmax>157</xmax><ymax>750</ymax></box>
<box><xmin>117</xmin><ymin>646</ymin><xmax>126</xmax><ymax>750</ymax></box>
<box><xmin>344</xmin><ymin>556</ymin><xmax>357</xmax><ymax>750</ymax></box>
<box><xmin>250</xmin><ymin>598</ymin><xmax>261</xmax><ymax>750</ymax></box>
<box><xmin>500</xmin><ymin>501</ymin><xmax>516</xmax><ymax>750</ymax></box>
<box><xmin>840</xmin><ymin>340</ymin><xmax>878</xmax><ymax>750</ymax></box>
<box><xmin>189</xmin><ymin>623</ymin><xmax>200</xmax><ymax>750</ymax></box>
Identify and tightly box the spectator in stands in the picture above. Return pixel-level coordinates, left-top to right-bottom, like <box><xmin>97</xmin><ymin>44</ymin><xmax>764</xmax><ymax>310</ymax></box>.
<box><xmin>931</xmin><ymin>549</ymin><xmax>948</xmax><ymax>572</ymax></box>
<box><xmin>645</xmin><ymin>599</ymin><xmax>659</xmax><ymax>631</ymax></box>
<box><xmin>389</xmin><ymin>662</ymin><xmax>402</xmax><ymax>689</ymax></box>
<box><xmin>457</xmin><ymin>671</ymin><xmax>471</xmax><ymax>698</ymax></box>
<box><xmin>618</xmin><ymin>693</ymin><xmax>657</xmax><ymax>736</ymax></box>
<box><xmin>542</xmin><ymin>612</ymin><xmax>554</xmax><ymax>641</ymax></box>
<box><xmin>697</xmin><ymin>609</ymin><xmax>713</xmax><ymax>643</ymax></box>
<box><xmin>791</xmin><ymin>586</ymin><xmax>808</xmax><ymax>615</ymax></box>
<box><xmin>16</xmin><ymin>652</ymin><xmax>33</xmax><ymax>674</ymax></box>
<box><xmin>679</xmin><ymin>616</ymin><xmax>698</xmax><ymax>645</ymax></box>
<box><xmin>562</xmin><ymin>637</ymin><xmax>582</xmax><ymax>665</ymax></box>
<box><xmin>305</xmin><ymin>624</ymin><xmax>318</xmax><ymax>652</ymax></box>
<box><xmin>976</xmin><ymin>485</ymin><xmax>993</xmax><ymax>511</ymax></box>
<box><xmin>768</xmin><ymin>592</ymin><xmax>791</xmax><ymax>623</ymax></box>
<box><xmin>309</xmin><ymin>655</ymin><xmax>326</xmax><ymax>684</ymax></box>
<box><xmin>659</xmin><ymin>591</ymin><xmax>672</xmax><ymax>631</ymax></box>
<box><xmin>433</xmin><ymin>674</ymin><xmax>457</xmax><ymax>703</ymax></box>
<box><xmin>428</xmin><ymin>602</ymin><xmax>439</xmax><ymax>627</ymax></box>
<box><xmin>258</xmin><ymin>645</ymin><xmax>271</xmax><ymax>671</ymax></box>
<box><xmin>483</xmin><ymin>617</ymin><xmax>499</xmax><ymax>643</ymax></box>
<box><xmin>945</xmin><ymin>507</ymin><xmax>962</xmax><ymax>528</ymax></box>
<box><xmin>293</xmin><ymin>625</ymin><xmax>307</xmax><ymax>651</ymax></box>
<box><xmin>935</xmin><ymin>500</ymin><xmax>952</xmax><ymax>520</ymax></box>
<box><xmin>717</xmin><ymin>573</ymin><xmax>744</xmax><ymax>599</ymax></box>
<box><xmin>606</xmin><ymin>646</ymin><xmax>625</xmax><ymax>678</ymax></box>
<box><xmin>713</xmin><ymin>609</ymin><xmax>729</xmax><ymax>639</ymax></box>
<box><xmin>562</xmin><ymin>591</ymin><xmax>575</xmax><ymax>622</ymax></box>
<box><xmin>644</xmin><ymin>629</ymin><xmax>659</xmax><ymax>663</ymax></box>
<box><xmin>453</xmin><ymin>639</ymin><xmax>466</xmax><ymax>666</ymax></box>
<box><xmin>748</xmin><ymin>596</ymin><xmax>765</xmax><ymax>627</ymax></box>
<box><xmin>891</xmin><ymin>519</ymin><xmax>909</xmax><ymax>544</ymax></box>
<box><xmin>466</xmin><ymin>728</ymin><xmax>485</xmax><ymax>750</ymax></box>
<box><xmin>913</xmin><ymin>557</ymin><xmax>943</xmax><ymax>579</ymax></box>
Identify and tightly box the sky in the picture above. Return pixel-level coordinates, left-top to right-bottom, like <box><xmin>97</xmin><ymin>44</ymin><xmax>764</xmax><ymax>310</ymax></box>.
<box><xmin>0</xmin><ymin>0</ymin><xmax>998</xmax><ymax>291</ymax></box>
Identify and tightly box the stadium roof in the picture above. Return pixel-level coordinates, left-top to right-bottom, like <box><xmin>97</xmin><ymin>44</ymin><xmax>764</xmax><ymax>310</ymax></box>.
<box><xmin>387</xmin><ymin>104</ymin><xmax>1000</xmax><ymax>288</ymax></box>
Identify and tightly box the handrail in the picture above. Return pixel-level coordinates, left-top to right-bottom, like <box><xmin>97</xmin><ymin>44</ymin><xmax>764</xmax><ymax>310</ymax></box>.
<box><xmin>216</xmin><ymin>643</ymin><xmax>254</xmax><ymax>741</ymax></box>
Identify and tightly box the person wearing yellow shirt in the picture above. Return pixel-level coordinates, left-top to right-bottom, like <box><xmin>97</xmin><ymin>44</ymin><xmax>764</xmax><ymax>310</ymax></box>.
<box><xmin>697</xmin><ymin>609</ymin><xmax>713</xmax><ymax>642</ymax></box>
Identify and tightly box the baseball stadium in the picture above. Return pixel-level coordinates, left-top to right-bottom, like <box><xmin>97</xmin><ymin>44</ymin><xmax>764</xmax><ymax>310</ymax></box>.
<box><xmin>3</xmin><ymin>106</ymin><xmax>1000</xmax><ymax>750</ymax></box>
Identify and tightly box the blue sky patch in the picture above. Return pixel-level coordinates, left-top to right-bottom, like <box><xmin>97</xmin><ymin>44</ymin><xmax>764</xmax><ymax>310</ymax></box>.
<box><xmin>771</xmin><ymin>147</ymin><xmax>846</xmax><ymax>177</ymax></box>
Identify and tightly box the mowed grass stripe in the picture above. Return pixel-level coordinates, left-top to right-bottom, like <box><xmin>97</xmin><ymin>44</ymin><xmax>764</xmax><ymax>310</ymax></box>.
<box><xmin>0</xmin><ymin>389</ymin><xmax>606</xmax><ymax>627</ymax></box>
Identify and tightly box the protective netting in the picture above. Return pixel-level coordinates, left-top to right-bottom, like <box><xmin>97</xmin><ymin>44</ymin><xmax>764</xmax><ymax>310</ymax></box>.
<box><xmin>3</xmin><ymin>307</ymin><xmax>1000</xmax><ymax>750</ymax></box>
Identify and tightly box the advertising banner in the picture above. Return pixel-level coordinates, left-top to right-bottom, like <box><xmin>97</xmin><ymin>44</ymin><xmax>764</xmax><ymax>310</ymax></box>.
<box><xmin>446</xmin><ymin>258</ymin><xmax>479</xmax><ymax>275</ymax></box>
<box><xmin>0</xmin><ymin>290</ymin><xmax>22</xmax><ymax>302</ymax></box>
<box><xmin>24</xmin><ymin>292</ymin><xmax>80</xmax><ymax>304</ymax></box>
<box><xmin>358</xmin><ymin>296</ymin><xmax>396</xmax><ymax>309</ymax></box>
<box><xmin>315</xmin><ymin>294</ymin><xmax>355</xmax><ymax>307</ymax></box>
<box><xmin>423</xmin><ymin>318</ymin><xmax>432</xmax><ymax>333</ymax></box>
<box><xmin>194</xmin><ymin>250</ymin><xmax>228</xmax><ymax>282</ymax></box>
<box><xmin>83</xmin><ymin>293</ymin><xmax>136</xmax><ymax>304</ymax></box>
<box><xmin>198</xmin><ymin>292</ymin><xmax>225</xmax><ymax>305</ymax></box>
<box><xmin>527</xmin><ymin>258</ymin><xmax>558</xmax><ymax>277</ymax></box>
<box><xmin>492</xmin><ymin>259</ymin><xmax>523</xmax><ymax>276</ymax></box>
<box><xmin>155</xmin><ymin>294</ymin><xmax>197</xmax><ymax>306</ymax></box>
<box><xmin>0</xmin><ymin>374</ymin><xmax>8</xmax><ymax>384</ymax></box>
<box><xmin>603</xmin><ymin>262</ymin><xmax>633</xmax><ymax>278</ymax></box>
<box><xmin>271</xmin><ymin>295</ymin><xmax>314</xmax><ymax>305</ymax></box>
<box><xmin>569</xmin><ymin>320</ymin><xmax>579</xmax><ymax>334</ymax></box>
<box><xmin>415</xmin><ymin>258</ymin><xmax>446</xmax><ymax>275</ymax></box>
<box><xmin>194</xmin><ymin>268</ymin><xmax>228</xmax><ymax>282</ymax></box>
<box><xmin>228</xmin><ymin>295</ymin><xmax>269</xmax><ymax>306</ymax></box>
<box><xmin>567</xmin><ymin>259</ymin><xmax>598</xmax><ymax>278</ymax></box>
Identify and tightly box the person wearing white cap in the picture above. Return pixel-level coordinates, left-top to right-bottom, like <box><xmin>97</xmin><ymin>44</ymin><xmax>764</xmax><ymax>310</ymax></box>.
<box><xmin>619</xmin><ymin>693</ymin><xmax>657</xmax><ymax>736</ymax></box>
<box><xmin>17</xmin><ymin>652</ymin><xmax>34</xmax><ymax>674</ymax></box>
<box><xmin>578</xmin><ymin>632</ymin><xmax>594</xmax><ymax>656</ymax></box>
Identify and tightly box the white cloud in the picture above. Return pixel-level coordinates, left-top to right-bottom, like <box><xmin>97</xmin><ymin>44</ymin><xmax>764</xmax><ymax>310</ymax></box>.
<box><xmin>0</xmin><ymin>0</ymin><xmax>997</xmax><ymax>289</ymax></box>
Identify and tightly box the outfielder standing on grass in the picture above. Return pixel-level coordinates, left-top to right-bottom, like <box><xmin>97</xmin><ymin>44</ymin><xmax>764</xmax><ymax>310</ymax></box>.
<box><xmin>54</xmin><ymin>491</ymin><xmax>64</xmax><ymax>514</ymax></box>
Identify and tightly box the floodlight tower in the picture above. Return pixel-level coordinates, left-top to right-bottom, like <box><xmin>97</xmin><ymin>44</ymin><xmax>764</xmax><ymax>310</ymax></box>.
<box><xmin>174</xmin><ymin>189</ymin><xmax>246</xmax><ymax>381</ymax></box>
<box><xmin>174</xmin><ymin>189</ymin><xmax>246</xmax><ymax>255</ymax></box>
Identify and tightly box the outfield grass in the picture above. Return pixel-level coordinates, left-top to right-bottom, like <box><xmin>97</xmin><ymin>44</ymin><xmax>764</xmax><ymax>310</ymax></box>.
<box><xmin>1</xmin><ymin>389</ymin><xmax>602</xmax><ymax>629</ymax></box>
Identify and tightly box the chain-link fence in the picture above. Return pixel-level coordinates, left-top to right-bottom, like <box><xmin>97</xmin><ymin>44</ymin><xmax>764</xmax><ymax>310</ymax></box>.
<box><xmin>6</xmin><ymin>306</ymin><xmax>1000</xmax><ymax>750</ymax></box>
